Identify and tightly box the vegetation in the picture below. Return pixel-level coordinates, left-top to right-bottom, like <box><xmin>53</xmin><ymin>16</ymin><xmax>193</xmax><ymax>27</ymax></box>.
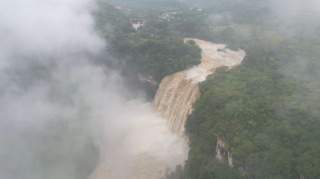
<box><xmin>182</xmin><ymin>51</ymin><xmax>320</xmax><ymax>179</ymax></box>
<box><xmin>94</xmin><ymin>1</ymin><xmax>202</xmax><ymax>97</ymax></box>
<box><xmin>96</xmin><ymin>0</ymin><xmax>320</xmax><ymax>178</ymax></box>
<box><xmin>165</xmin><ymin>1</ymin><xmax>320</xmax><ymax>179</ymax></box>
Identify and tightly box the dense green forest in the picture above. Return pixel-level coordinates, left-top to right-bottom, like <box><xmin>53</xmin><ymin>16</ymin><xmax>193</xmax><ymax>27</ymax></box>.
<box><xmin>97</xmin><ymin>0</ymin><xmax>320</xmax><ymax>178</ymax></box>
<box><xmin>94</xmin><ymin>0</ymin><xmax>202</xmax><ymax>97</ymax></box>
<box><xmin>182</xmin><ymin>53</ymin><xmax>320</xmax><ymax>179</ymax></box>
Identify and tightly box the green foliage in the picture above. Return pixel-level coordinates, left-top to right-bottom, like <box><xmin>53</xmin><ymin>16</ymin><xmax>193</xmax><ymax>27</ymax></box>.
<box><xmin>95</xmin><ymin>1</ymin><xmax>320</xmax><ymax>178</ymax></box>
<box><xmin>94</xmin><ymin>0</ymin><xmax>133</xmax><ymax>37</ymax></box>
<box><xmin>183</xmin><ymin>50</ymin><xmax>320</xmax><ymax>179</ymax></box>
<box><xmin>111</xmin><ymin>34</ymin><xmax>200</xmax><ymax>81</ymax></box>
<box><xmin>94</xmin><ymin>2</ymin><xmax>202</xmax><ymax>97</ymax></box>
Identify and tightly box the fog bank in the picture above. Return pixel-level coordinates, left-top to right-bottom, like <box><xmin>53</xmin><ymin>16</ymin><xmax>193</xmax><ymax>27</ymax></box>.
<box><xmin>0</xmin><ymin>0</ymin><xmax>187</xmax><ymax>179</ymax></box>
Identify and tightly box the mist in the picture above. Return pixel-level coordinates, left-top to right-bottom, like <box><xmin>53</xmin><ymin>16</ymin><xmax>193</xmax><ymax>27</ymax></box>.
<box><xmin>0</xmin><ymin>0</ymin><xmax>187</xmax><ymax>179</ymax></box>
<box><xmin>2</xmin><ymin>0</ymin><xmax>320</xmax><ymax>179</ymax></box>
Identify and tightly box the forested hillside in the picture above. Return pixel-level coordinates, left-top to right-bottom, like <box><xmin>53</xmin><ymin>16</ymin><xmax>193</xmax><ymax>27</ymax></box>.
<box><xmin>4</xmin><ymin>0</ymin><xmax>319</xmax><ymax>179</ymax></box>
<box><xmin>182</xmin><ymin>52</ymin><xmax>320</xmax><ymax>179</ymax></box>
<box><xmin>97</xmin><ymin>0</ymin><xmax>320</xmax><ymax>178</ymax></box>
<box><xmin>94</xmin><ymin>0</ymin><xmax>203</xmax><ymax>97</ymax></box>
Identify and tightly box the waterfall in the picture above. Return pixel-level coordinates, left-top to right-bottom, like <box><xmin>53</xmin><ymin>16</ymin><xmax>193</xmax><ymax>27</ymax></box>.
<box><xmin>216</xmin><ymin>137</ymin><xmax>234</xmax><ymax>167</ymax></box>
<box><xmin>154</xmin><ymin>38</ymin><xmax>246</xmax><ymax>135</ymax></box>
<box><xmin>91</xmin><ymin>39</ymin><xmax>245</xmax><ymax>179</ymax></box>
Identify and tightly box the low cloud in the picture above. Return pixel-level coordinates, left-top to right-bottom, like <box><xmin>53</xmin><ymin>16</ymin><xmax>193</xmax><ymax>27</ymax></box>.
<box><xmin>0</xmin><ymin>0</ymin><xmax>187</xmax><ymax>179</ymax></box>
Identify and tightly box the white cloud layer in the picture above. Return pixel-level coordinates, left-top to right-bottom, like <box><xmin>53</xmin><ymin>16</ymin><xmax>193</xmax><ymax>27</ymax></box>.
<box><xmin>0</xmin><ymin>0</ymin><xmax>187</xmax><ymax>179</ymax></box>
